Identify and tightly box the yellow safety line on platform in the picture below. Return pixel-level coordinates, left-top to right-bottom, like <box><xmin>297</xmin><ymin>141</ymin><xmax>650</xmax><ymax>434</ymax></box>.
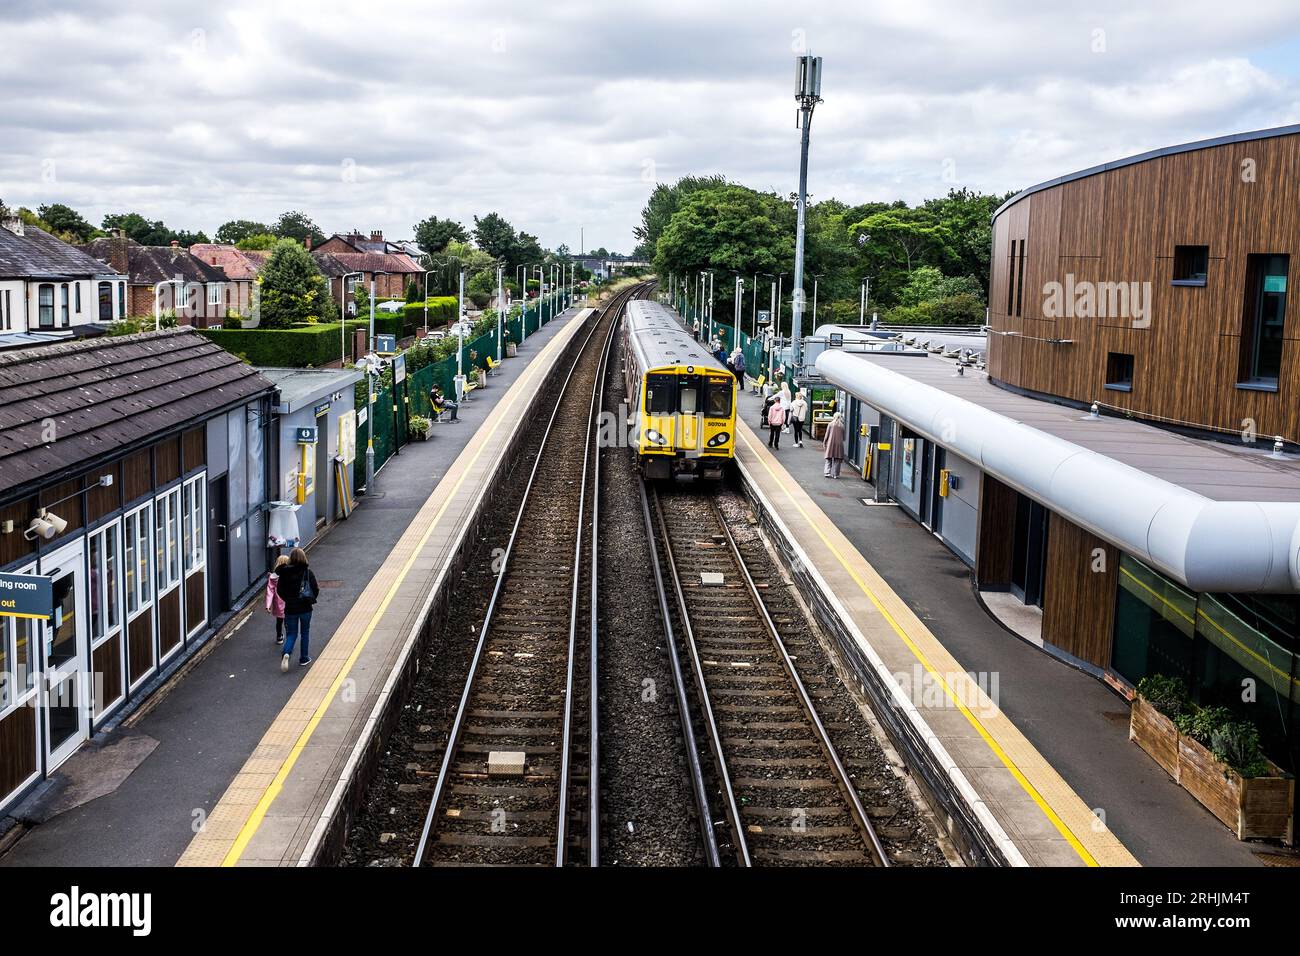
<box><xmin>737</xmin><ymin>426</ymin><xmax>1113</xmax><ymax>867</ymax></box>
<box><xmin>213</xmin><ymin>321</ymin><xmax>573</xmax><ymax>867</ymax></box>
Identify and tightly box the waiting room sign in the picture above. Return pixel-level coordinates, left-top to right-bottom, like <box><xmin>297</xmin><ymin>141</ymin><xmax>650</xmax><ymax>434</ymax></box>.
<box><xmin>0</xmin><ymin>571</ymin><xmax>53</xmax><ymax>621</ymax></box>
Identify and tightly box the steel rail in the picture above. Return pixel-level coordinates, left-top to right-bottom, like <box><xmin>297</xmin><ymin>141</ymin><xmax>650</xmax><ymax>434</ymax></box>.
<box><xmin>708</xmin><ymin>498</ymin><xmax>890</xmax><ymax>867</ymax></box>
<box><xmin>638</xmin><ymin>481</ymin><xmax>722</xmax><ymax>867</ymax></box>
<box><xmin>412</xmin><ymin>295</ymin><xmax>630</xmax><ymax>867</ymax></box>
<box><xmin>649</xmin><ymin>485</ymin><xmax>752</xmax><ymax>866</ymax></box>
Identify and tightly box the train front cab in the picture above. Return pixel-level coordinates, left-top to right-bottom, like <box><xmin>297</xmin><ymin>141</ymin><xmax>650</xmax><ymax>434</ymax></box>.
<box><xmin>639</xmin><ymin>366</ymin><xmax>735</xmax><ymax>480</ymax></box>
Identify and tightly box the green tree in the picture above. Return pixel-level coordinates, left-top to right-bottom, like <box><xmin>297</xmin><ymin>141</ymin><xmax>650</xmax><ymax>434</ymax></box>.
<box><xmin>472</xmin><ymin>212</ymin><xmax>517</xmax><ymax>264</ymax></box>
<box><xmin>236</xmin><ymin>233</ymin><xmax>278</xmax><ymax>251</ymax></box>
<box><xmin>467</xmin><ymin>269</ymin><xmax>497</xmax><ymax>308</ymax></box>
<box><xmin>102</xmin><ymin>212</ymin><xmax>173</xmax><ymax>245</ymax></box>
<box><xmin>272</xmin><ymin>210</ymin><xmax>325</xmax><ymax>246</ymax></box>
<box><xmin>37</xmin><ymin>203</ymin><xmax>95</xmax><ymax>242</ymax></box>
<box><xmin>414</xmin><ymin>214</ymin><xmax>468</xmax><ymax>255</ymax></box>
<box><xmin>257</xmin><ymin>239</ymin><xmax>334</xmax><ymax>328</ymax></box>
<box><xmin>634</xmin><ymin>174</ymin><xmax>728</xmax><ymax>258</ymax></box>
<box><xmin>216</xmin><ymin>219</ymin><xmax>271</xmax><ymax>244</ymax></box>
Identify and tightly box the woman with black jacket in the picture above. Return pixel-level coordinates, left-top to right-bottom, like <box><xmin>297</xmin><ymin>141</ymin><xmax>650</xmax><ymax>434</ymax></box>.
<box><xmin>277</xmin><ymin>548</ymin><xmax>319</xmax><ymax>672</ymax></box>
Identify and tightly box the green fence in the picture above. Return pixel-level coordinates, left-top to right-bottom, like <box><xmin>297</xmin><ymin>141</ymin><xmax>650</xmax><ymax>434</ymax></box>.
<box><xmin>354</xmin><ymin>293</ymin><xmax>578</xmax><ymax>490</ymax></box>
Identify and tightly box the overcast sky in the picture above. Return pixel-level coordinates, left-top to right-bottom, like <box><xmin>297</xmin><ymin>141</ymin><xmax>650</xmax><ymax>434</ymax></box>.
<box><xmin>3</xmin><ymin>1</ymin><xmax>1300</xmax><ymax>253</ymax></box>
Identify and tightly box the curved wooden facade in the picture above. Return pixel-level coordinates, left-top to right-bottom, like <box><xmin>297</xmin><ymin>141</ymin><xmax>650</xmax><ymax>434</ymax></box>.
<box><xmin>988</xmin><ymin>125</ymin><xmax>1300</xmax><ymax>442</ymax></box>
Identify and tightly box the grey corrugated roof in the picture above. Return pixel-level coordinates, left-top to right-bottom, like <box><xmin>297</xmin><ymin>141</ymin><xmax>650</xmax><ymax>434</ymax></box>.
<box><xmin>860</xmin><ymin>353</ymin><xmax>1300</xmax><ymax>502</ymax></box>
<box><xmin>0</xmin><ymin>222</ymin><xmax>123</xmax><ymax>279</ymax></box>
<box><xmin>0</xmin><ymin>328</ymin><xmax>275</xmax><ymax>500</ymax></box>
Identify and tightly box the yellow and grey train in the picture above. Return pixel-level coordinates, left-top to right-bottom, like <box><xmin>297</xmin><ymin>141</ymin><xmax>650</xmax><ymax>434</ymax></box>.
<box><xmin>621</xmin><ymin>299</ymin><xmax>737</xmax><ymax>480</ymax></box>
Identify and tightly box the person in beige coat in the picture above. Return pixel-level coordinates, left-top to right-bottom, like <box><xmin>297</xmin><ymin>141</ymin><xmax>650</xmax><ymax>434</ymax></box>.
<box><xmin>822</xmin><ymin>411</ymin><xmax>846</xmax><ymax>478</ymax></box>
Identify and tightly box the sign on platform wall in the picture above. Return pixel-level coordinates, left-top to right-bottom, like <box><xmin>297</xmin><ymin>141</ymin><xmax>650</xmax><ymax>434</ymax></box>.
<box><xmin>901</xmin><ymin>438</ymin><xmax>916</xmax><ymax>492</ymax></box>
<box><xmin>295</xmin><ymin>426</ymin><xmax>318</xmax><ymax>444</ymax></box>
<box><xmin>376</xmin><ymin>334</ymin><xmax>396</xmax><ymax>354</ymax></box>
<box><xmin>757</xmin><ymin>310</ymin><xmax>771</xmax><ymax>325</ymax></box>
<box><xmin>338</xmin><ymin>409</ymin><xmax>357</xmax><ymax>464</ymax></box>
<box><xmin>393</xmin><ymin>354</ymin><xmax>406</xmax><ymax>384</ymax></box>
<box><xmin>0</xmin><ymin>571</ymin><xmax>53</xmax><ymax>621</ymax></box>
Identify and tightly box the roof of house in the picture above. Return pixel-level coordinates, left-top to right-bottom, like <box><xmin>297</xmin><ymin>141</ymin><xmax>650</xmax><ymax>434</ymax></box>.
<box><xmin>311</xmin><ymin>249</ymin><xmax>422</xmax><ymax>276</ymax></box>
<box><xmin>81</xmin><ymin>236</ymin><xmax>229</xmax><ymax>285</ymax></box>
<box><xmin>189</xmin><ymin>243</ymin><xmax>267</xmax><ymax>281</ymax></box>
<box><xmin>0</xmin><ymin>328</ymin><xmax>275</xmax><ymax>500</ymax></box>
<box><xmin>0</xmin><ymin>222</ymin><xmax>124</xmax><ymax>280</ymax></box>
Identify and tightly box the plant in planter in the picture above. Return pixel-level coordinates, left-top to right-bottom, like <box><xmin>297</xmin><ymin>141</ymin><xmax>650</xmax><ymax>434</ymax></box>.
<box><xmin>408</xmin><ymin>415</ymin><xmax>432</xmax><ymax>441</ymax></box>
<box><xmin>1131</xmin><ymin>675</ymin><xmax>1292</xmax><ymax>843</ymax></box>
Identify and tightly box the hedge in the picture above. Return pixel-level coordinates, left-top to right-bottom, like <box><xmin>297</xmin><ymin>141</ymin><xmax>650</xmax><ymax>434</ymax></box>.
<box><xmin>201</xmin><ymin>321</ymin><xmax>367</xmax><ymax>367</ymax></box>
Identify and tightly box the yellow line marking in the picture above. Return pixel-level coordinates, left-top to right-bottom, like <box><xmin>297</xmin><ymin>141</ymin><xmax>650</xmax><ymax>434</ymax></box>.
<box><xmin>217</xmin><ymin>328</ymin><xmax>568</xmax><ymax>866</ymax></box>
<box><xmin>737</xmin><ymin>427</ymin><xmax>1102</xmax><ymax>866</ymax></box>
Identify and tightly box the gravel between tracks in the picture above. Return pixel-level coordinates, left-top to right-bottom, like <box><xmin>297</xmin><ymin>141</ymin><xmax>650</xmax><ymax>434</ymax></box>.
<box><xmin>595</xmin><ymin>343</ymin><xmax>706</xmax><ymax>866</ymax></box>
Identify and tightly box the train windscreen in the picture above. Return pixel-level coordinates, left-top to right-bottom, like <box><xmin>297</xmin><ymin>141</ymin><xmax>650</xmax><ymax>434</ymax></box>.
<box><xmin>646</xmin><ymin>374</ymin><xmax>676</xmax><ymax>413</ymax></box>
<box><xmin>705</xmin><ymin>377</ymin><xmax>732</xmax><ymax>418</ymax></box>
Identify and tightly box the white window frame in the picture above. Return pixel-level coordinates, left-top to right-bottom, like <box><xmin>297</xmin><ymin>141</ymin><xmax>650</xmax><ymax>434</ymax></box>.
<box><xmin>87</xmin><ymin>520</ymin><xmax>124</xmax><ymax>651</ymax></box>
<box><xmin>123</xmin><ymin>502</ymin><xmax>154</xmax><ymax>622</ymax></box>
<box><xmin>0</xmin><ymin>562</ymin><xmax>39</xmax><ymax>720</ymax></box>
<box><xmin>182</xmin><ymin>476</ymin><xmax>206</xmax><ymax>575</ymax></box>
<box><xmin>154</xmin><ymin>486</ymin><xmax>182</xmax><ymax>595</ymax></box>
<box><xmin>207</xmin><ymin>283</ymin><xmax>221</xmax><ymax>307</ymax></box>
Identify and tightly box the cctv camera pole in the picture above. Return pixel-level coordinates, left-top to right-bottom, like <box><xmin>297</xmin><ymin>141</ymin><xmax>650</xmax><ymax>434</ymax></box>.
<box><xmin>496</xmin><ymin>265</ymin><xmax>504</xmax><ymax>362</ymax></box>
<box><xmin>791</xmin><ymin>53</ymin><xmax>823</xmax><ymax>382</ymax></box>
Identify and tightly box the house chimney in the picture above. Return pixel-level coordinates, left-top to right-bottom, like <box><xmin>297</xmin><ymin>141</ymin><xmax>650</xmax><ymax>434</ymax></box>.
<box><xmin>170</xmin><ymin>240</ymin><xmax>179</xmax><ymax>248</ymax></box>
<box><xmin>304</xmin><ymin>236</ymin><xmax>312</xmax><ymax>251</ymax></box>
<box><xmin>1</xmin><ymin>215</ymin><xmax>23</xmax><ymax>237</ymax></box>
<box><xmin>371</xmin><ymin>230</ymin><xmax>382</xmax><ymax>242</ymax></box>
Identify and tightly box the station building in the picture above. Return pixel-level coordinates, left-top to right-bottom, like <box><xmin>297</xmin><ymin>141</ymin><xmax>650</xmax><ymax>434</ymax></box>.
<box><xmin>0</xmin><ymin>329</ymin><xmax>276</xmax><ymax>814</ymax></box>
<box><xmin>819</xmin><ymin>125</ymin><xmax>1300</xmax><ymax>783</ymax></box>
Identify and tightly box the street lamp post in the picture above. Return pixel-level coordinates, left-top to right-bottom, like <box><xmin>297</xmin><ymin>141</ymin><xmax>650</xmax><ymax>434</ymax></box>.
<box><xmin>368</xmin><ymin>270</ymin><xmax>389</xmax><ymax>355</ymax></box>
<box><xmin>496</xmin><ymin>264</ymin><xmax>504</xmax><ymax>362</ymax></box>
<box><xmin>733</xmin><ymin>274</ymin><xmax>742</xmax><ymax>349</ymax></box>
<box><xmin>341</xmin><ymin>270</ymin><xmax>363</xmax><ymax>364</ymax></box>
<box><xmin>790</xmin><ymin>53</ymin><xmax>824</xmax><ymax>381</ymax></box>
<box><xmin>422</xmin><ymin>269</ymin><xmax>438</xmax><ymax>335</ymax></box>
<box><xmin>809</xmin><ymin>273</ymin><xmax>822</xmax><ymax>330</ymax></box>
<box><xmin>859</xmin><ymin>276</ymin><xmax>871</xmax><ymax>324</ymax></box>
<box><xmin>752</xmin><ymin>272</ymin><xmax>758</xmax><ymax>334</ymax></box>
<box><xmin>706</xmin><ymin>271</ymin><xmax>714</xmax><ymax>344</ymax></box>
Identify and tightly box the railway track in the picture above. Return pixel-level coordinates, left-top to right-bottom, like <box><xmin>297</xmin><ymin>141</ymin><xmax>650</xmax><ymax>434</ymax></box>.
<box><xmin>412</xmin><ymin>283</ymin><xmax>651</xmax><ymax>867</ymax></box>
<box><xmin>644</xmin><ymin>486</ymin><xmax>891</xmax><ymax>867</ymax></box>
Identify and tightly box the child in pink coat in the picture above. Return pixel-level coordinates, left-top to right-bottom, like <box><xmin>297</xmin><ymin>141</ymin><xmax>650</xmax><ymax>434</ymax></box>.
<box><xmin>266</xmin><ymin>555</ymin><xmax>289</xmax><ymax>644</ymax></box>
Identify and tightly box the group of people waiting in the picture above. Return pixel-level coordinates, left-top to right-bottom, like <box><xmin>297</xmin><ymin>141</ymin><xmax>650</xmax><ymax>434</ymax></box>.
<box><xmin>692</xmin><ymin>321</ymin><xmax>748</xmax><ymax>387</ymax></box>
<box><xmin>762</xmin><ymin>382</ymin><xmax>847</xmax><ymax>478</ymax></box>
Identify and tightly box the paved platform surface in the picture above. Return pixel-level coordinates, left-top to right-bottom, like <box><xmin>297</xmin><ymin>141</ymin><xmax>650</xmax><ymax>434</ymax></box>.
<box><xmin>736</xmin><ymin>385</ymin><xmax>1261</xmax><ymax>866</ymax></box>
<box><xmin>0</xmin><ymin>307</ymin><xmax>588</xmax><ymax>868</ymax></box>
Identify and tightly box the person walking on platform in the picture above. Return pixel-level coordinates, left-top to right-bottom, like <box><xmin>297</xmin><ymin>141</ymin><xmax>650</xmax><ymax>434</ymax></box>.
<box><xmin>266</xmin><ymin>554</ymin><xmax>289</xmax><ymax>645</ymax></box>
<box><xmin>278</xmin><ymin>548</ymin><xmax>320</xmax><ymax>671</ymax></box>
<box><xmin>823</xmin><ymin>411</ymin><xmax>846</xmax><ymax>478</ymax></box>
<box><xmin>730</xmin><ymin>348</ymin><xmax>746</xmax><ymax>387</ymax></box>
<box><xmin>767</xmin><ymin>397</ymin><xmax>785</xmax><ymax>449</ymax></box>
<box><xmin>777</xmin><ymin>382</ymin><xmax>793</xmax><ymax>434</ymax></box>
<box><xmin>692</xmin><ymin>319</ymin><xmax>700</xmax><ymax>341</ymax></box>
<box><xmin>790</xmin><ymin>390</ymin><xmax>808</xmax><ymax>448</ymax></box>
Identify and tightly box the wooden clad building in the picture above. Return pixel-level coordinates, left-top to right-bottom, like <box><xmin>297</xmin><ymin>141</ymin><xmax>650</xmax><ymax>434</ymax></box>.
<box><xmin>988</xmin><ymin>123</ymin><xmax>1300</xmax><ymax>444</ymax></box>
<box><xmin>0</xmin><ymin>329</ymin><xmax>275</xmax><ymax>813</ymax></box>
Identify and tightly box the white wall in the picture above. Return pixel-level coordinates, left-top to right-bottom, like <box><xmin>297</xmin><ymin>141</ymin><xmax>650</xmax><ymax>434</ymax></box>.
<box><xmin>22</xmin><ymin>277</ymin><xmax>104</xmax><ymax>329</ymax></box>
<box><xmin>0</xmin><ymin>279</ymin><xmax>23</xmax><ymax>331</ymax></box>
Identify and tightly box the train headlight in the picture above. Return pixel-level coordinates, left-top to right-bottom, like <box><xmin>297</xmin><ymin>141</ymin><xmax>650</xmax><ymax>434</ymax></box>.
<box><xmin>707</xmin><ymin>432</ymin><xmax>731</xmax><ymax>447</ymax></box>
<box><xmin>645</xmin><ymin>429</ymin><xmax>668</xmax><ymax>446</ymax></box>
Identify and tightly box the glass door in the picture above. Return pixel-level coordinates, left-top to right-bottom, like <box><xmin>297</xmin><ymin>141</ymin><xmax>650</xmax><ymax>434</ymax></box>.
<box><xmin>40</xmin><ymin>540</ymin><xmax>89</xmax><ymax>770</ymax></box>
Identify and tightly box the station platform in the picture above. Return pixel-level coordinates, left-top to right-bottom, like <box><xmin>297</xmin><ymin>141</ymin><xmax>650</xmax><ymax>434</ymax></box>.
<box><xmin>734</xmin><ymin>385</ymin><xmax>1263</xmax><ymax>866</ymax></box>
<box><xmin>0</xmin><ymin>306</ymin><xmax>591</xmax><ymax>868</ymax></box>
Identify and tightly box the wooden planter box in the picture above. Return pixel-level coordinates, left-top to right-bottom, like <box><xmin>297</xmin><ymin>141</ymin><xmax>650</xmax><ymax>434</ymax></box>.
<box><xmin>1130</xmin><ymin>697</ymin><xmax>1294</xmax><ymax>844</ymax></box>
<box><xmin>1130</xmin><ymin>696</ymin><xmax>1179</xmax><ymax>777</ymax></box>
<box><xmin>506</xmin><ymin>342</ymin><xmax>517</xmax><ymax>357</ymax></box>
<box><xmin>410</xmin><ymin>425</ymin><xmax>432</xmax><ymax>442</ymax></box>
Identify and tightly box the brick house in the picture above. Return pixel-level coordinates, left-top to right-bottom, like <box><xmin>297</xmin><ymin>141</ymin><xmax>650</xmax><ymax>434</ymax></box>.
<box><xmin>311</xmin><ymin>231</ymin><xmax>423</xmax><ymax>317</ymax></box>
<box><xmin>188</xmin><ymin>244</ymin><xmax>270</xmax><ymax>319</ymax></box>
<box><xmin>80</xmin><ymin>235</ymin><xmax>232</xmax><ymax>327</ymax></box>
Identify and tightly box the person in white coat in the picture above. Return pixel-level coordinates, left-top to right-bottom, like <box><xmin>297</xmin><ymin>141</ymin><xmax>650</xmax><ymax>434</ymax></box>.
<box><xmin>777</xmin><ymin>382</ymin><xmax>793</xmax><ymax>434</ymax></box>
<box><xmin>789</xmin><ymin>391</ymin><xmax>808</xmax><ymax>447</ymax></box>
